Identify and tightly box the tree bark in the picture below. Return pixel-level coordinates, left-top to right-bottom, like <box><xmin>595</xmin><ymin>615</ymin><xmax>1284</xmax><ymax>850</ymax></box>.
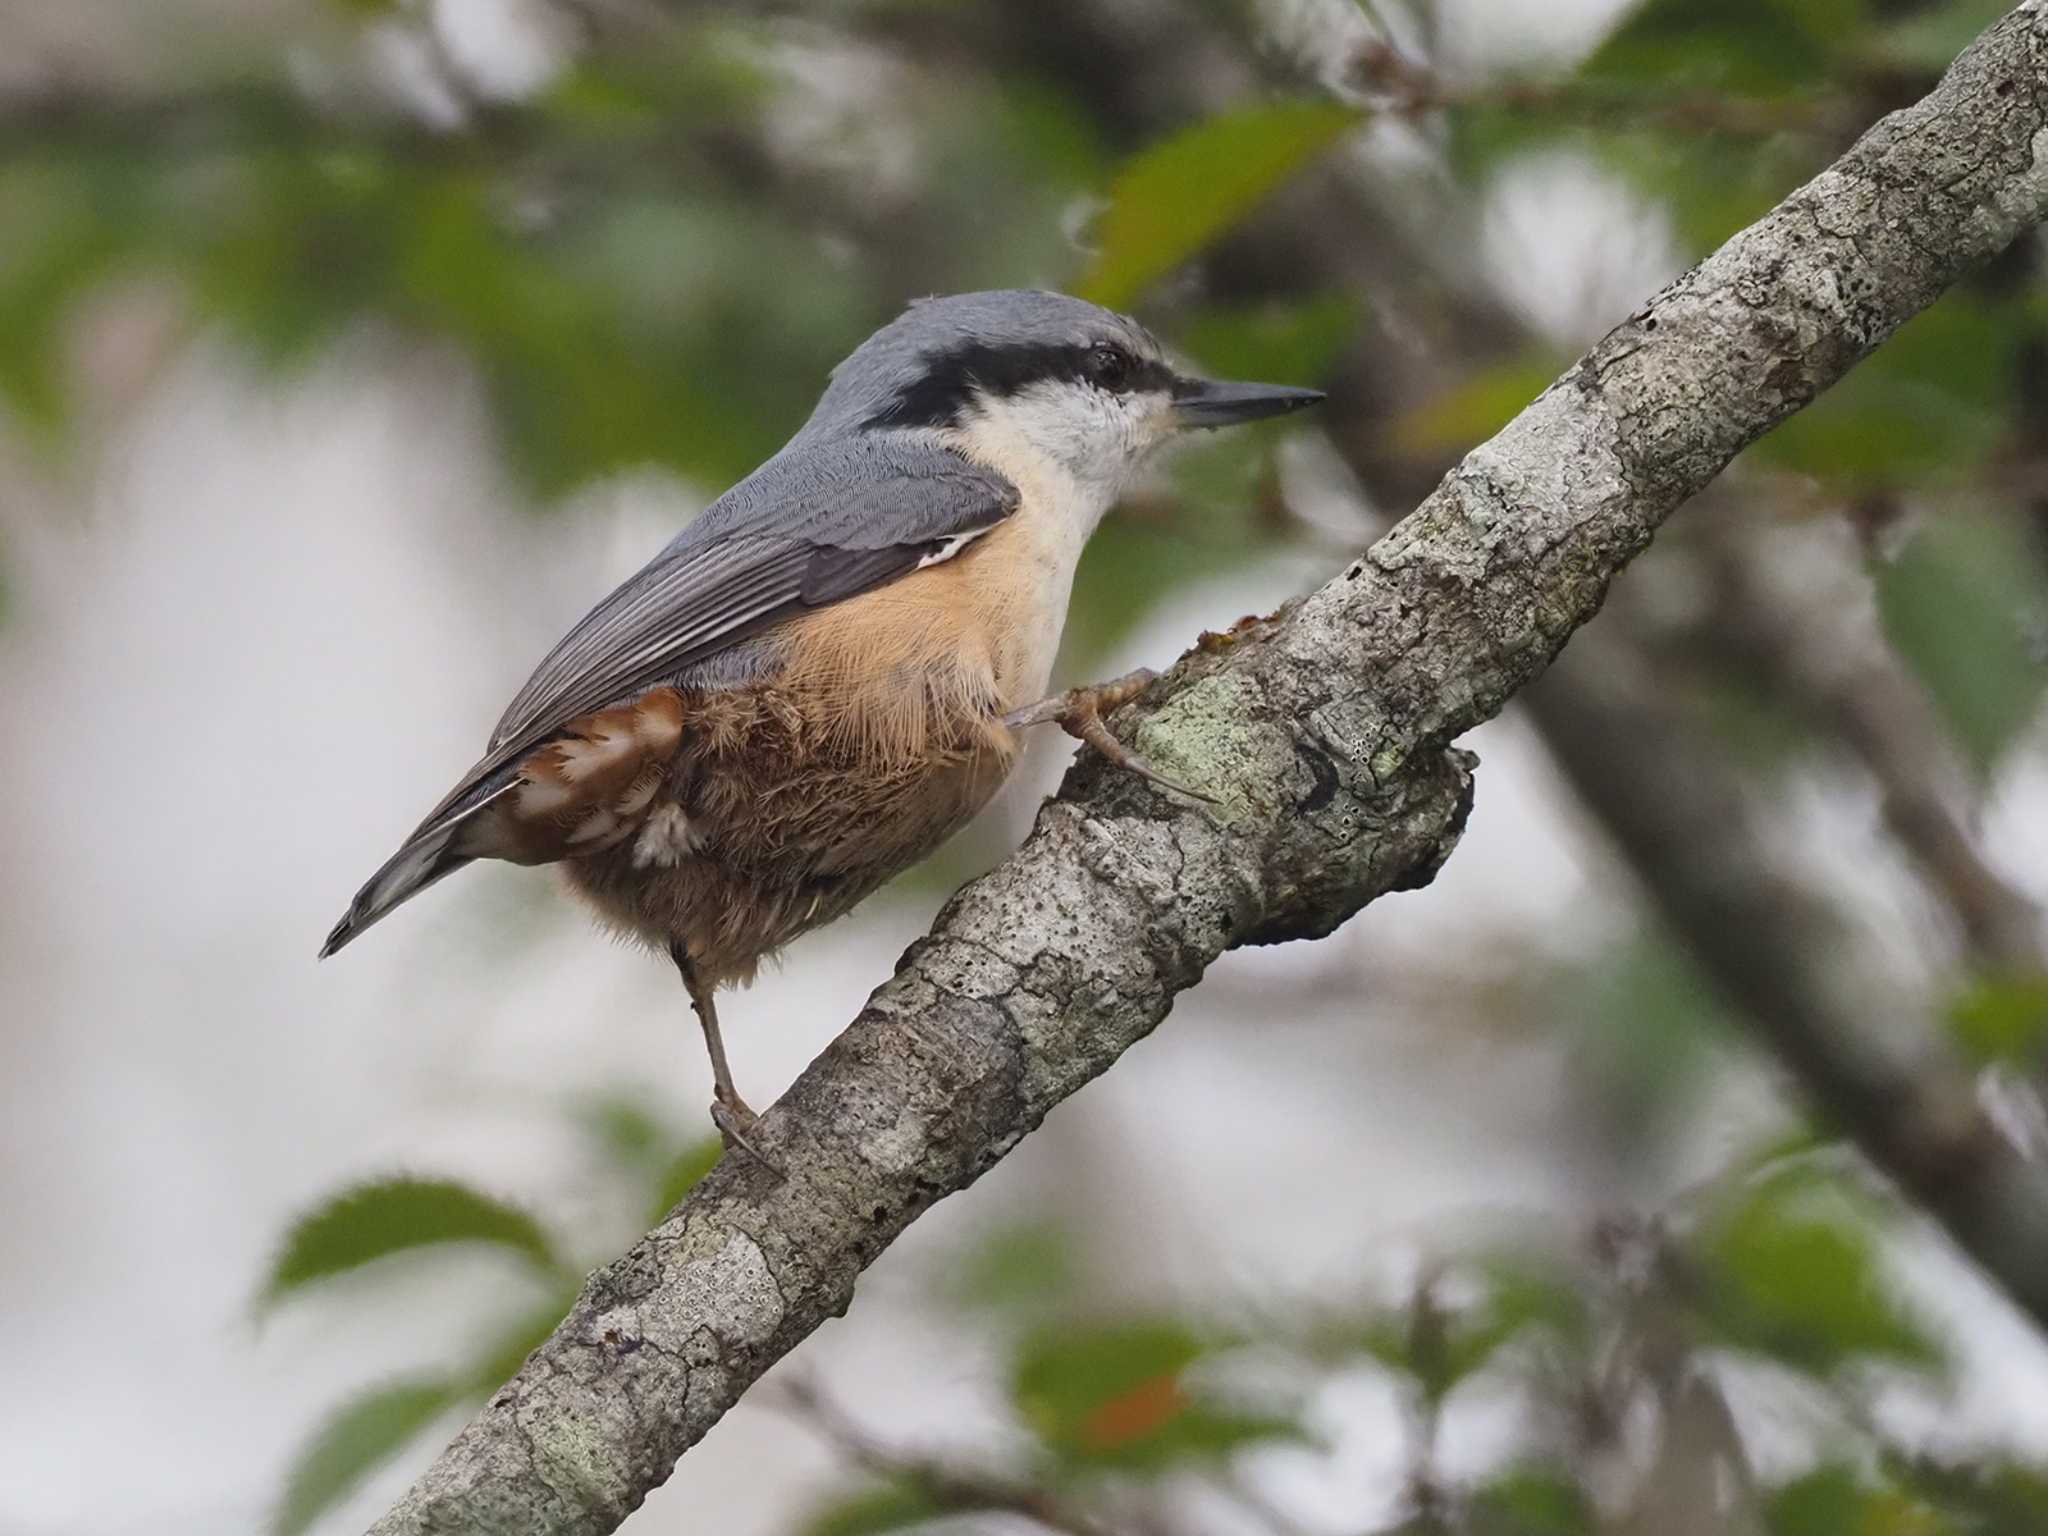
<box><xmin>370</xmin><ymin>8</ymin><xmax>2048</xmax><ymax>1532</ymax></box>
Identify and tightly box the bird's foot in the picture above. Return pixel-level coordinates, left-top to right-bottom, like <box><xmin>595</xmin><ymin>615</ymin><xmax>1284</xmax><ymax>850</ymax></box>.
<box><xmin>1003</xmin><ymin>668</ymin><xmax>1219</xmax><ymax>804</ymax></box>
<box><xmin>709</xmin><ymin>1091</ymin><xmax>783</xmax><ymax>1178</ymax></box>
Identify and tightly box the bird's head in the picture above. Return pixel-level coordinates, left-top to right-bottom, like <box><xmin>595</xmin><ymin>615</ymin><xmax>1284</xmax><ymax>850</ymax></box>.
<box><xmin>798</xmin><ymin>290</ymin><xmax>1324</xmax><ymax>515</ymax></box>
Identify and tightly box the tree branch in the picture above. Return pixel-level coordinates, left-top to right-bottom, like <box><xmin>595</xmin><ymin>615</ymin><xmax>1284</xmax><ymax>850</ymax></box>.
<box><xmin>369</xmin><ymin>8</ymin><xmax>2048</xmax><ymax>1532</ymax></box>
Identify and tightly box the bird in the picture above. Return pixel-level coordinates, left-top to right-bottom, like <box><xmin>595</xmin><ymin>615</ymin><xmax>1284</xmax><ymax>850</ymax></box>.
<box><xmin>320</xmin><ymin>289</ymin><xmax>1323</xmax><ymax>1156</ymax></box>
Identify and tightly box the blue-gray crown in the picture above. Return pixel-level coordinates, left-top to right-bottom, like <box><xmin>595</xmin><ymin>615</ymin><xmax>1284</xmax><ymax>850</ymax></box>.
<box><xmin>796</xmin><ymin>290</ymin><xmax>1173</xmax><ymax>441</ymax></box>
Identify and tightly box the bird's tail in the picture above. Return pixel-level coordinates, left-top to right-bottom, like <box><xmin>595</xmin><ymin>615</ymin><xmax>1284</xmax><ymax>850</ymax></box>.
<box><xmin>319</xmin><ymin>826</ymin><xmax>474</xmax><ymax>959</ymax></box>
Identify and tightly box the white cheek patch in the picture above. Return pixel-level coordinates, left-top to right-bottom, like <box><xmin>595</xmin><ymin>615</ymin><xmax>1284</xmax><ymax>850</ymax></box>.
<box><xmin>962</xmin><ymin>381</ymin><xmax>1162</xmax><ymax>514</ymax></box>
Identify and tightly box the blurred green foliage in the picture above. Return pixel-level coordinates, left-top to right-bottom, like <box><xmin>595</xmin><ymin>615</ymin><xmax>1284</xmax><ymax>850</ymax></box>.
<box><xmin>1946</xmin><ymin>974</ymin><xmax>2048</xmax><ymax>1067</ymax></box>
<box><xmin>260</xmin><ymin>1100</ymin><xmax>722</xmax><ymax>1534</ymax></box>
<box><xmin>1761</xmin><ymin>298</ymin><xmax>2017</xmax><ymax>490</ymax></box>
<box><xmin>275</xmin><ymin>1379</ymin><xmax>456</xmax><ymax>1536</ymax></box>
<box><xmin>1077</xmin><ymin>101</ymin><xmax>1359</xmax><ymax>309</ymax></box>
<box><xmin>1014</xmin><ymin>1317</ymin><xmax>1301</xmax><ymax>1470</ymax></box>
<box><xmin>788</xmin><ymin>1132</ymin><xmax>2029</xmax><ymax>1536</ymax></box>
<box><xmin>1694</xmin><ymin>1162</ymin><xmax>1939</xmax><ymax>1373</ymax></box>
<box><xmin>800</xmin><ymin>1482</ymin><xmax>946</xmax><ymax>1536</ymax></box>
<box><xmin>1875</xmin><ymin>510</ymin><xmax>2048</xmax><ymax>774</ymax></box>
<box><xmin>1468</xmin><ymin>1469</ymin><xmax>1598</xmax><ymax>1536</ymax></box>
<box><xmin>1582</xmin><ymin>0</ymin><xmax>1862</xmax><ymax>98</ymax></box>
<box><xmin>1391</xmin><ymin>353</ymin><xmax>1561</xmax><ymax>460</ymax></box>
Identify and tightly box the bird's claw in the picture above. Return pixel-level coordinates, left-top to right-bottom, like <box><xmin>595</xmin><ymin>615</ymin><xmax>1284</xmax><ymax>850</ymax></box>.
<box><xmin>710</xmin><ymin>1092</ymin><xmax>783</xmax><ymax>1178</ymax></box>
<box><xmin>1004</xmin><ymin>668</ymin><xmax>1220</xmax><ymax>805</ymax></box>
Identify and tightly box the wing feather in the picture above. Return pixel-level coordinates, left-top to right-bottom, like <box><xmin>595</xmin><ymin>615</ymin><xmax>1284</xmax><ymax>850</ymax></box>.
<box><xmin>396</xmin><ymin>439</ymin><xmax>1016</xmax><ymax>854</ymax></box>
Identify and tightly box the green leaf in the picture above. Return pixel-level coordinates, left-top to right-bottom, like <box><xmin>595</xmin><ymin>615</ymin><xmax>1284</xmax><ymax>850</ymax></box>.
<box><xmin>1768</xmin><ymin>1463</ymin><xmax>1953</xmax><ymax>1536</ymax></box>
<box><xmin>1757</xmin><ymin>296</ymin><xmax>2013</xmax><ymax>488</ymax></box>
<box><xmin>1472</xmin><ymin>1259</ymin><xmax>1594</xmax><ymax>1356</ymax></box>
<box><xmin>1875</xmin><ymin>511</ymin><xmax>2047</xmax><ymax>774</ymax></box>
<box><xmin>261</xmin><ymin>1177</ymin><xmax>560</xmax><ymax>1308</ymax></box>
<box><xmin>650</xmin><ymin>1135</ymin><xmax>725</xmax><ymax>1222</ymax></box>
<box><xmin>1012</xmin><ymin>1319</ymin><xmax>1297</xmax><ymax>1469</ymax></box>
<box><xmin>1767</xmin><ymin>1464</ymin><xmax>1871</xmax><ymax>1536</ymax></box>
<box><xmin>1360</xmin><ymin>1265</ymin><xmax>1588</xmax><ymax>1402</ymax></box>
<box><xmin>1077</xmin><ymin>102</ymin><xmax>1359</xmax><ymax>310</ymax></box>
<box><xmin>1014</xmin><ymin>1317</ymin><xmax>1205</xmax><ymax>1436</ymax></box>
<box><xmin>1948</xmin><ymin>975</ymin><xmax>2048</xmax><ymax>1067</ymax></box>
<box><xmin>1863</xmin><ymin>1</ymin><xmax>2013</xmax><ymax>73</ymax></box>
<box><xmin>798</xmin><ymin>1481</ymin><xmax>944</xmax><ymax>1536</ymax></box>
<box><xmin>273</xmin><ymin>1378</ymin><xmax>453</xmax><ymax>1536</ymax></box>
<box><xmin>945</xmin><ymin>1222</ymin><xmax>1076</xmax><ymax>1315</ymax></box>
<box><xmin>1391</xmin><ymin>354</ymin><xmax>1561</xmax><ymax>459</ymax></box>
<box><xmin>1470</xmin><ymin>1467</ymin><xmax>1597</xmax><ymax>1536</ymax></box>
<box><xmin>1584</xmin><ymin>0</ymin><xmax>1863</xmax><ymax>98</ymax></box>
<box><xmin>1359</xmin><ymin>1315</ymin><xmax>1415</xmax><ymax>1376</ymax></box>
<box><xmin>578</xmin><ymin>1093</ymin><xmax>670</xmax><ymax>1174</ymax></box>
<box><xmin>1697</xmin><ymin>1166</ymin><xmax>1938</xmax><ymax>1374</ymax></box>
<box><xmin>0</xmin><ymin>160</ymin><xmax>145</xmax><ymax>435</ymax></box>
<box><xmin>1896</xmin><ymin>1456</ymin><xmax>2048</xmax><ymax>1535</ymax></box>
<box><xmin>1177</xmin><ymin>294</ymin><xmax>1362</xmax><ymax>389</ymax></box>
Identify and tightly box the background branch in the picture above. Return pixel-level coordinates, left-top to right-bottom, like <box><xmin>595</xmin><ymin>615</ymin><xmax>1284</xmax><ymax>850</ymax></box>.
<box><xmin>1524</xmin><ymin>596</ymin><xmax>2048</xmax><ymax>1323</ymax></box>
<box><xmin>1697</xmin><ymin>520</ymin><xmax>2048</xmax><ymax>978</ymax></box>
<box><xmin>363</xmin><ymin>9</ymin><xmax>2048</xmax><ymax>1534</ymax></box>
<box><xmin>769</xmin><ymin>1375</ymin><xmax>1120</xmax><ymax>1536</ymax></box>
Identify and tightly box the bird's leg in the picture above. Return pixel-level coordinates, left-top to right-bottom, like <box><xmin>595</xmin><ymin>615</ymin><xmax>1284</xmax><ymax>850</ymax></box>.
<box><xmin>669</xmin><ymin>941</ymin><xmax>779</xmax><ymax>1171</ymax></box>
<box><xmin>1002</xmin><ymin>667</ymin><xmax>1219</xmax><ymax>804</ymax></box>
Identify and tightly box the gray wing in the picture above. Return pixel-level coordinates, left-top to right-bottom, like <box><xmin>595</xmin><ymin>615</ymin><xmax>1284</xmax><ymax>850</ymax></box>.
<box><xmin>491</xmin><ymin>437</ymin><xmax>1016</xmax><ymax>749</ymax></box>
<box><xmin>465</xmin><ymin>437</ymin><xmax>1015</xmax><ymax>820</ymax></box>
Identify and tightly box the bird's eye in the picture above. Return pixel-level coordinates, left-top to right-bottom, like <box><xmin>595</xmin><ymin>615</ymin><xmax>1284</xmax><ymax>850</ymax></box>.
<box><xmin>1086</xmin><ymin>345</ymin><xmax>1135</xmax><ymax>392</ymax></box>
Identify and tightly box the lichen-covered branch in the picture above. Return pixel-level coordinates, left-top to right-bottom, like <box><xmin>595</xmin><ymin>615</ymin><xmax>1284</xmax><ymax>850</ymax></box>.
<box><xmin>370</xmin><ymin>9</ymin><xmax>2048</xmax><ymax>1533</ymax></box>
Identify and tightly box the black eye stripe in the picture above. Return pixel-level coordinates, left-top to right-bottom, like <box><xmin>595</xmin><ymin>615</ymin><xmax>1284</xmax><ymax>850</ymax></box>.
<box><xmin>863</xmin><ymin>340</ymin><xmax>1175</xmax><ymax>430</ymax></box>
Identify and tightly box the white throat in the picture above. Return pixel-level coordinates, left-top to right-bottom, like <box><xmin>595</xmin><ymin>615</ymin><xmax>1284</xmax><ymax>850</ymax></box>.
<box><xmin>934</xmin><ymin>392</ymin><xmax>1154</xmax><ymax>707</ymax></box>
<box><xmin>944</xmin><ymin>381</ymin><xmax>1161</xmax><ymax>544</ymax></box>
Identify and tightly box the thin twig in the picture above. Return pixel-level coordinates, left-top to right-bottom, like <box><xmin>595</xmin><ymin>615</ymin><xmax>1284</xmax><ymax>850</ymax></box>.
<box><xmin>771</xmin><ymin>1375</ymin><xmax>1119</xmax><ymax>1536</ymax></box>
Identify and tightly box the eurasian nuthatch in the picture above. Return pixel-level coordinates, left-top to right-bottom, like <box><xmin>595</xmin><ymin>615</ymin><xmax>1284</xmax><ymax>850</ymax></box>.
<box><xmin>322</xmin><ymin>290</ymin><xmax>1323</xmax><ymax>1151</ymax></box>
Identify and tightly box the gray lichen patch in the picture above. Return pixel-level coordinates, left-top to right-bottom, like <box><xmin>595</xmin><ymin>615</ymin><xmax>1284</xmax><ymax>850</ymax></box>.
<box><xmin>624</xmin><ymin>1233</ymin><xmax>783</xmax><ymax>1358</ymax></box>
<box><xmin>522</xmin><ymin>1389</ymin><xmax>636</xmax><ymax>1515</ymax></box>
<box><xmin>1130</xmin><ymin>671</ymin><xmax>1276</xmax><ymax>814</ymax></box>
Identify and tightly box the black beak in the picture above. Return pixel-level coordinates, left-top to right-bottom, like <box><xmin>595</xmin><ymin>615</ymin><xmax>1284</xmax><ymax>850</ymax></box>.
<box><xmin>1171</xmin><ymin>376</ymin><xmax>1326</xmax><ymax>429</ymax></box>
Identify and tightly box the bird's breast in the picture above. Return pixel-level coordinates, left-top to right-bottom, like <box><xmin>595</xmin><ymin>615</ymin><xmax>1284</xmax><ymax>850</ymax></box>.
<box><xmin>784</xmin><ymin>486</ymin><xmax>1083</xmax><ymax>728</ymax></box>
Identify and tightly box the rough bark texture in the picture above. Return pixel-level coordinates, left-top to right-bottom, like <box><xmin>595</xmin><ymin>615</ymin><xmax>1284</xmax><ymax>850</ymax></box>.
<box><xmin>371</xmin><ymin>9</ymin><xmax>2048</xmax><ymax>1532</ymax></box>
